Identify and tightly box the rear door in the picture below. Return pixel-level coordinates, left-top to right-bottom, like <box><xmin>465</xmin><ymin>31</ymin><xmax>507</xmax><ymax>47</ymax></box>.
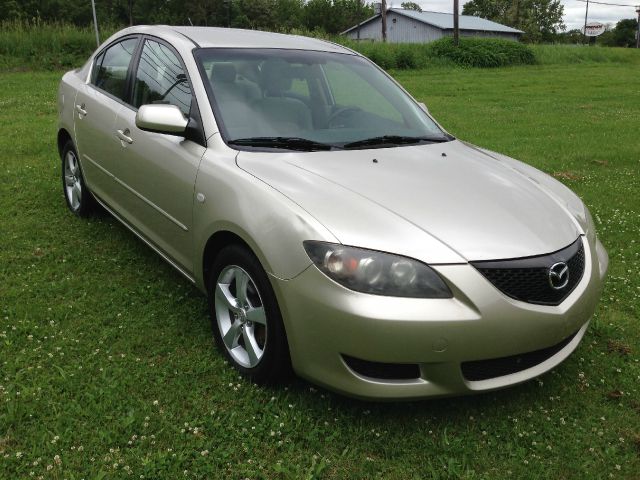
<box><xmin>74</xmin><ymin>36</ymin><xmax>140</xmax><ymax>203</ymax></box>
<box><xmin>110</xmin><ymin>37</ymin><xmax>206</xmax><ymax>274</ymax></box>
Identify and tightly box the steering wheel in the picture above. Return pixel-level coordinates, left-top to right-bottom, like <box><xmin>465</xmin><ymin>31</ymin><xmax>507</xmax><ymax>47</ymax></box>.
<box><xmin>327</xmin><ymin>106</ymin><xmax>362</xmax><ymax>128</ymax></box>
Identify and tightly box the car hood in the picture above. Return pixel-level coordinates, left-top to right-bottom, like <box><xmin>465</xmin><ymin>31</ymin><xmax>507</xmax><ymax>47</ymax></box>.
<box><xmin>236</xmin><ymin>140</ymin><xmax>583</xmax><ymax>262</ymax></box>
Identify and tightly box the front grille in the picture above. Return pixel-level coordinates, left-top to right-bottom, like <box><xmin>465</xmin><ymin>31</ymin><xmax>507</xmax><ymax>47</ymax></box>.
<box><xmin>471</xmin><ymin>237</ymin><xmax>585</xmax><ymax>306</ymax></box>
<box><xmin>342</xmin><ymin>355</ymin><xmax>420</xmax><ymax>380</ymax></box>
<box><xmin>461</xmin><ymin>330</ymin><xmax>579</xmax><ymax>381</ymax></box>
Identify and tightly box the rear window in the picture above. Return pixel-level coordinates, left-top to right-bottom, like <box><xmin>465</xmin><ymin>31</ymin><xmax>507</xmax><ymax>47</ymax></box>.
<box><xmin>91</xmin><ymin>37</ymin><xmax>139</xmax><ymax>101</ymax></box>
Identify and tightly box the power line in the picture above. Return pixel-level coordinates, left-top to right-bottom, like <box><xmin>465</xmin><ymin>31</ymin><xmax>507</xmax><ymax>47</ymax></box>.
<box><xmin>575</xmin><ymin>0</ymin><xmax>638</xmax><ymax>7</ymax></box>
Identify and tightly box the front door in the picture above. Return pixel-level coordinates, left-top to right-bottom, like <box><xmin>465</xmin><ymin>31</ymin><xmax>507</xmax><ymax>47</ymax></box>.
<box><xmin>111</xmin><ymin>38</ymin><xmax>205</xmax><ymax>274</ymax></box>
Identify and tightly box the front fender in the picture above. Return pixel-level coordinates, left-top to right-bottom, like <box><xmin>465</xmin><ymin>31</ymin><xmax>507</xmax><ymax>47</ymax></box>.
<box><xmin>192</xmin><ymin>141</ymin><xmax>337</xmax><ymax>290</ymax></box>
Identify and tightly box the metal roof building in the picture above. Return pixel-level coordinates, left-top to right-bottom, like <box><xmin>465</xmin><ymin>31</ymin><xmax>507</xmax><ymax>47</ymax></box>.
<box><xmin>342</xmin><ymin>8</ymin><xmax>523</xmax><ymax>43</ymax></box>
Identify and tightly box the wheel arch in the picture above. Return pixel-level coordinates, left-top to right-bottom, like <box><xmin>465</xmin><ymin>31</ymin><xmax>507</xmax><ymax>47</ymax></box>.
<box><xmin>57</xmin><ymin>128</ymin><xmax>73</xmax><ymax>158</ymax></box>
<box><xmin>201</xmin><ymin>229</ymin><xmax>266</xmax><ymax>293</ymax></box>
<box><xmin>203</xmin><ymin>227</ymin><xmax>294</xmax><ymax>381</ymax></box>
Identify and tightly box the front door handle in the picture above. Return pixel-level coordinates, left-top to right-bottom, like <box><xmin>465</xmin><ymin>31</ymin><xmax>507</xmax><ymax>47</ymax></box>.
<box><xmin>116</xmin><ymin>128</ymin><xmax>133</xmax><ymax>145</ymax></box>
<box><xmin>75</xmin><ymin>103</ymin><xmax>87</xmax><ymax>116</ymax></box>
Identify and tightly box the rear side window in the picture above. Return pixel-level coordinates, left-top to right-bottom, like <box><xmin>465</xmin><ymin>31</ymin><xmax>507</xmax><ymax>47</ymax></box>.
<box><xmin>132</xmin><ymin>40</ymin><xmax>192</xmax><ymax>116</ymax></box>
<box><xmin>91</xmin><ymin>37</ymin><xmax>138</xmax><ymax>101</ymax></box>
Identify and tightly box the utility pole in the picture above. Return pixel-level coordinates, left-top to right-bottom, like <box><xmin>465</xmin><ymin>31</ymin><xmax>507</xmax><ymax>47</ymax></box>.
<box><xmin>128</xmin><ymin>0</ymin><xmax>133</xmax><ymax>26</ymax></box>
<box><xmin>453</xmin><ymin>0</ymin><xmax>459</xmax><ymax>46</ymax></box>
<box><xmin>357</xmin><ymin>0</ymin><xmax>362</xmax><ymax>41</ymax></box>
<box><xmin>636</xmin><ymin>6</ymin><xmax>640</xmax><ymax>48</ymax></box>
<box><xmin>91</xmin><ymin>0</ymin><xmax>100</xmax><ymax>47</ymax></box>
<box><xmin>381</xmin><ymin>0</ymin><xmax>387</xmax><ymax>42</ymax></box>
<box><xmin>583</xmin><ymin>0</ymin><xmax>590</xmax><ymax>44</ymax></box>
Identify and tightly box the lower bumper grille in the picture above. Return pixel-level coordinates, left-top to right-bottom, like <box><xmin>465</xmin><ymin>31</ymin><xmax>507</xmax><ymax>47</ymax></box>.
<box><xmin>461</xmin><ymin>330</ymin><xmax>579</xmax><ymax>382</ymax></box>
<box><xmin>343</xmin><ymin>355</ymin><xmax>420</xmax><ymax>380</ymax></box>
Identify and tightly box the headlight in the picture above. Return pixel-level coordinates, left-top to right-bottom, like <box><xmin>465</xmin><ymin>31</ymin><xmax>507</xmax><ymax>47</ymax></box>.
<box><xmin>303</xmin><ymin>241</ymin><xmax>452</xmax><ymax>298</ymax></box>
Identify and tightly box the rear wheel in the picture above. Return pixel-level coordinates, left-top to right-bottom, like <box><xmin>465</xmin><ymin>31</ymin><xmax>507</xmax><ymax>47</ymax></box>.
<box><xmin>208</xmin><ymin>244</ymin><xmax>290</xmax><ymax>383</ymax></box>
<box><xmin>61</xmin><ymin>140</ymin><xmax>96</xmax><ymax>217</ymax></box>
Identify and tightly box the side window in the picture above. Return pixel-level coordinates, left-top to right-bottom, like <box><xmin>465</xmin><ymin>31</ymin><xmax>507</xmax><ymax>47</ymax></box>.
<box><xmin>91</xmin><ymin>37</ymin><xmax>138</xmax><ymax>101</ymax></box>
<box><xmin>132</xmin><ymin>40</ymin><xmax>192</xmax><ymax>116</ymax></box>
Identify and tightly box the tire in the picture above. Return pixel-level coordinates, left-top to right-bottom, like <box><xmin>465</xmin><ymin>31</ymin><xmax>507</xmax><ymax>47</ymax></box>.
<box><xmin>61</xmin><ymin>140</ymin><xmax>96</xmax><ymax>217</ymax></box>
<box><xmin>207</xmin><ymin>244</ymin><xmax>291</xmax><ymax>383</ymax></box>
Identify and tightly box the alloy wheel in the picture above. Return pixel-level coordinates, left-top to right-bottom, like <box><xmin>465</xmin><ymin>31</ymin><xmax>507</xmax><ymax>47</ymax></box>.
<box><xmin>64</xmin><ymin>150</ymin><xmax>82</xmax><ymax>211</ymax></box>
<box><xmin>214</xmin><ymin>265</ymin><xmax>268</xmax><ymax>368</ymax></box>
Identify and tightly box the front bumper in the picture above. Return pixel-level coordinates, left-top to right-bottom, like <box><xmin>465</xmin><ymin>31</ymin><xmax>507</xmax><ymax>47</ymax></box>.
<box><xmin>270</xmin><ymin>235</ymin><xmax>608</xmax><ymax>400</ymax></box>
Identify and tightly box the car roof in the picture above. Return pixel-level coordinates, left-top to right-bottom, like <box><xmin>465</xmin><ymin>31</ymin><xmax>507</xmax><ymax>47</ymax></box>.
<box><xmin>115</xmin><ymin>25</ymin><xmax>354</xmax><ymax>54</ymax></box>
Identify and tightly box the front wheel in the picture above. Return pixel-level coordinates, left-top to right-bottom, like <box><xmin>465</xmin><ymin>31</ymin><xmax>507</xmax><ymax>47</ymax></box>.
<box><xmin>207</xmin><ymin>244</ymin><xmax>291</xmax><ymax>383</ymax></box>
<box><xmin>61</xmin><ymin>140</ymin><xmax>96</xmax><ymax>217</ymax></box>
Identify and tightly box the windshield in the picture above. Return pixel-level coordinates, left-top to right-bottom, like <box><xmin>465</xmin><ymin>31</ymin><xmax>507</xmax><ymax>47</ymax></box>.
<box><xmin>195</xmin><ymin>48</ymin><xmax>450</xmax><ymax>150</ymax></box>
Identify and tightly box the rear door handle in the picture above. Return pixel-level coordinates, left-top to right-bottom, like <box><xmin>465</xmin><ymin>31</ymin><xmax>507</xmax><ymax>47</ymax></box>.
<box><xmin>75</xmin><ymin>103</ymin><xmax>87</xmax><ymax>116</ymax></box>
<box><xmin>116</xmin><ymin>128</ymin><xmax>133</xmax><ymax>145</ymax></box>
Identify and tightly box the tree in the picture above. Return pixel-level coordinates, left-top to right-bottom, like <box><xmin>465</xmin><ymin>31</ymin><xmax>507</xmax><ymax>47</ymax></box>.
<box><xmin>273</xmin><ymin>0</ymin><xmax>305</xmax><ymax>31</ymax></box>
<box><xmin>304</xmin><ymin>0</ymin><xmax>372</xmax><ymax>34</ymax></box>
<box><xmin>0</xmin><ymin>0</ymin><xmax>372</xmax><ymax>34</ymax></box>
<box><xmin>557</xmin><ymin>28</ymin><xmax>584</xmax><ymax>44</ymax></box>
<box><xmin>461</xmin><ymin>0</ymin><xmax>510</xmax><ymax>24</ymax></box>
<box><xmin>610</xmin><ymin>18</ymin><xmax>638</xmax><ymax>47</ymax></box>
<box><xmin>462</xmin><ymin>0</ymin><xmax>565</xmax><ymax>43</ymax></box>
<box><xmin>400</xmin><ymin>2</ymin><xmax>422</xmax><ymax>11</ymax></box>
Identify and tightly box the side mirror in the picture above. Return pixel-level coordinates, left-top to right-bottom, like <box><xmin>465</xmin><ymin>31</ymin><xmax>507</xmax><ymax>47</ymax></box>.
<box><xmin>418</xmin><ymin>102</ymin><xmax>429</xmax><ymax>114</ymax></box>
<box><xmin>136</xmin><ymin>104</ymin><xmax>188</xmax><ymax>135</ymax></box>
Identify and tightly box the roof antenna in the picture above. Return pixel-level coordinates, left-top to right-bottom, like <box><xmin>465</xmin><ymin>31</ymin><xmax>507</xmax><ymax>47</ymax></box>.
<box><xmin>188</xmin><ymin>17</ymin><xmax>194</xmax><ymax>26</ymax></box>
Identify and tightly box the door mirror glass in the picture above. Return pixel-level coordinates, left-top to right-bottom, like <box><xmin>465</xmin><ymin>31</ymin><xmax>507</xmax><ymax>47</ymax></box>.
<box><xmin>136</xmin><ymin>104</ymin><xmax>188</xmax><ymax>135</ymax></box>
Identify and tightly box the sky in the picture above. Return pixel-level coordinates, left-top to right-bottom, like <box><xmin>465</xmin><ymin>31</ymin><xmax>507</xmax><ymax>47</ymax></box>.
<box><xmin>388</xmin><ymin>1</ymin><xmax>639</xmax><ymax>30</ymax></box>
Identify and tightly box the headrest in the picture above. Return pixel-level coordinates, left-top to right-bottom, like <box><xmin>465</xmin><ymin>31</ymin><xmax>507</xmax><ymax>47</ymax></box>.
<box><xmin>211</xmin><ymin>63</ymin><xmax>237</xmax><ymax>84</ymax></box>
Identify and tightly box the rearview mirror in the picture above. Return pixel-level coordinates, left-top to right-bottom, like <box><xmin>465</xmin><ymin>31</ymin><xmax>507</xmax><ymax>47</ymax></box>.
<box><xmin>418</xmin><ymin>102</ymin><xmax>429</xmax><ymax>114</ymax></box>
<box><xmin>136</xmin><ymin>104</ymin><xmax>188</xmax><ymax>135</ymax></box>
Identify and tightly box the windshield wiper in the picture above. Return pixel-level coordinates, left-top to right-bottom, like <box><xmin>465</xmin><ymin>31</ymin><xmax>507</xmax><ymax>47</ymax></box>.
<box><xmin>342</xmin><ymin>135</ymin><xmax>451</xmax><ymax>150</ymax></box>
<box><xmin>228</xmin><ymin>137</ymin><xmax>338</xmax><ymax>151</ymax></box>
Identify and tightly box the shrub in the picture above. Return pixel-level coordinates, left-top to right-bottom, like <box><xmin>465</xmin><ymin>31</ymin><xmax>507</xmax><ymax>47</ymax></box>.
<box><xmin>427</xmin><ymin>37</ymin><xmax>536</xmax><ymax>68</ymax></box>
<box><xmin>338</xmin><ymin>41</ymin><xmax>453</xmax><ymax>70</ymax></box>
<box><xmin>394</xmin><ymin>44</ymin><xmax>420</xmax><ymax>69</ymax></box>
<box><xmin>532</xmin><ymin>44</ymin><xmax>640</xmax><ymax>65</ymax></box>
<box><xmin>350</xmin><ymin>42</ymin><xmax>399</xmax><ymax>69</ymax></box>
<box><xmin>0</xmin><ymin>21</ymin><xmax>117</xmax><ymax>70</ymax></box>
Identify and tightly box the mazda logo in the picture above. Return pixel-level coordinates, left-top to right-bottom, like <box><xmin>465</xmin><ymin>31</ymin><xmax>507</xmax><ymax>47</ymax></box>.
<box><xmin>548</xmin><ymin>262</ymin><xmax>569</xmax><ymax>290</ymax></box>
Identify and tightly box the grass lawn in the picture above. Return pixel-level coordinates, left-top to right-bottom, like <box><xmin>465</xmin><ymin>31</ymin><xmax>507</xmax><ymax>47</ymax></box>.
<box><xmin>1</xmin><ymin>63</ymin><xmax>639</xmax><ymax>479</ymax></box>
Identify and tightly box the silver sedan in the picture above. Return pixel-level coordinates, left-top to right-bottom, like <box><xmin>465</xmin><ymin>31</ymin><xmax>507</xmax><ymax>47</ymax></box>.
<box><xmin>57</xmin><ymin>26</ymin><xmax>608</xmax><ymax>400</ymax></box>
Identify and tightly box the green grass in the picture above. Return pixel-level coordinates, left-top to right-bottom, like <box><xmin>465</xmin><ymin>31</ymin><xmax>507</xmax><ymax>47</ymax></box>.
<box><xmin>1</xmin><ymin>63</ymin><xmax>639</xmax><ymax>479</ymax></box>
